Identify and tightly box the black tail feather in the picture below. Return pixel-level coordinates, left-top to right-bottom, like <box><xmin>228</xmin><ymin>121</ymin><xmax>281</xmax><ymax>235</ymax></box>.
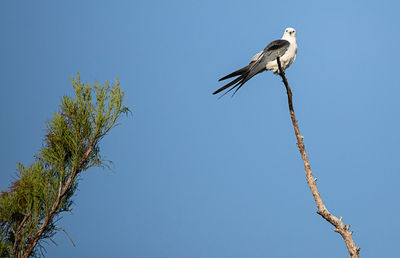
<box><xmin>231</xmin><ymin>76</ymin><xmax>252</xmax><ymax>96</ymax></box>
<box><xmin>214</xmin><ymin>69</ymin><xmax>258</xmax><ymax>97</ymax></box>
<box><xmin>213</xmin><ymin>76</ymin><xmax>243</xmax><ymax>95</ymax></box>
<box><xmin>218</xmin><ymin>65</ymin><xmax>250</xmax><ymax>81</ymax></box>
<box><xmin>217</xmin><ymin>78</ymin><xmax>243</xmax><ymax>99</ymax></box>
<box><xmin>214</xmin><ymin>58</ymin><xmax>267</xmax><ymax>97</ymax></box>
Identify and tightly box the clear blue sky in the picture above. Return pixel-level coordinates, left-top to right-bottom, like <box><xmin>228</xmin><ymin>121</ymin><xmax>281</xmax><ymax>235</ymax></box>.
<box><xmin>1</xmin><ymin>0</ymin><xmax>399</xmax><ymax>257</ymax></box>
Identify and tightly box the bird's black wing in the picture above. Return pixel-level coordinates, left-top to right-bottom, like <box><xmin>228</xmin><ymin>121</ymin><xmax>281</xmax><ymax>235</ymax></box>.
<box><xmin>260</xmin><ymin>39</ymin><xmax>290</xmax><ymax>63</ymax></box>
<box><xmin>264</xmin><ymin>39</ymin><xmax>290</xmax><ymax>52</ymax></box>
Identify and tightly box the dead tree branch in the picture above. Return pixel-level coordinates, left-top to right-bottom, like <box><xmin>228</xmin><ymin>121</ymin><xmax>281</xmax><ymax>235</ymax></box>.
<box><xmin>55</xmin><ymin>226</ymin><xmax>76</xmax><ymax>247</ymax></box>
<box><xmin>276</xmin><ymin>56</ymin><xmax>360</xmax><ymax>258</ymax></box>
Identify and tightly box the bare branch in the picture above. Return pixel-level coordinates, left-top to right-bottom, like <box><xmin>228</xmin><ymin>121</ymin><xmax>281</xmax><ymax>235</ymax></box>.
<box><xmin>276</xmin><ymin>56</ymin><xmax>360</xmax><ymax>258</ymax></box>
<box><xmin>55</xmin><ymin>226</ymin><xmax>76</xmax><ymax>247</ymax></box>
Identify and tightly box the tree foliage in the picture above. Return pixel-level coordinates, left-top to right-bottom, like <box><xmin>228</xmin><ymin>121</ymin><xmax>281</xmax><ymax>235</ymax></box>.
<box><xmin>0</xmin><ymin>74</ymin><xmax>129</xmax><ymax>257</ymax></box>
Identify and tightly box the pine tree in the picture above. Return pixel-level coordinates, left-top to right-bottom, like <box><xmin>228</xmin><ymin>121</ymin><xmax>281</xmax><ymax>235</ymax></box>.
<box><xmin>0</xmin><ymin>74</ymin><xmax>129</xmax><ymax>257</ymax></box>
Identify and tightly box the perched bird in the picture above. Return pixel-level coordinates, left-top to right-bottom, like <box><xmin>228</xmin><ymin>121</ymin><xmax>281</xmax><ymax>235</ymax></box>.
<box><xmin>213</xmin><ymin>27</ymin><xmax>298</xmax><ymax>97</ymax></box>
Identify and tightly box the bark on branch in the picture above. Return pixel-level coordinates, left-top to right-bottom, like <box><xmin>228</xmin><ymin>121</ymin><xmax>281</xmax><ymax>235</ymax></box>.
<box><xmin>12</xmin><ymin>211</ymin><xmax>31</xmax><ymax>254</ymax></box>
<box><xmin>276</xmin><ymin>57</ymin><xmax>360</xmax><ymax>258</ymax></box>
<box><xmin>21</xmin><ymin>146</ymin><xmax>93</xmax><ymax>258</ymax></box>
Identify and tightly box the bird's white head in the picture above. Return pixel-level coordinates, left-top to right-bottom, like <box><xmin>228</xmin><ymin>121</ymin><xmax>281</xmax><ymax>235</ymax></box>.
<box><xmin>282</xmin><ymin>27</ymin><xmax>296</xmax><ymax>42</ymax></box>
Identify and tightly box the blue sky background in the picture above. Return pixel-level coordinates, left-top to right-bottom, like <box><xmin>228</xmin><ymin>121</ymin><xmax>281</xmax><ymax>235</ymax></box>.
<box><xmin>1</xmin><ymin>0</ymin><xmax>399</xmax><ymax>257</ymax></box>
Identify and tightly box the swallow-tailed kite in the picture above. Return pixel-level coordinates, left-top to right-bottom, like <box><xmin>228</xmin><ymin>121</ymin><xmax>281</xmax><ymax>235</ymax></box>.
<box><xmin>213</xmin><ymin>27</ymin><xmax>298</xmax><ymax>96</ymax></box>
